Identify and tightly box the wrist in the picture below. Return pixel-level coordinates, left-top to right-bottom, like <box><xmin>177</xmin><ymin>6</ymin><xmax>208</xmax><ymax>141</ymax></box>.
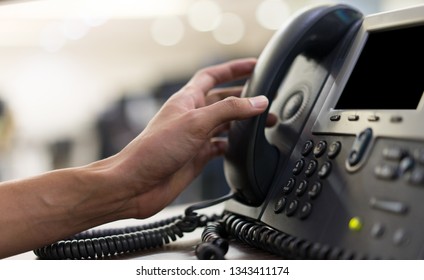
<box><xmin>73</xmin><ymin>157</ymin><xmax>138</xmax><ymax>223</ymax></box>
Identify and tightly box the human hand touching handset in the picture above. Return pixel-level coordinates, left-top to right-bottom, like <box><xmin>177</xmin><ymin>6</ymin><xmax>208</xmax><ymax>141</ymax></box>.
<box><xmin>0</xmin><ymin>58</ymin><xmax>269</xmax><ymax>258</ymax></box>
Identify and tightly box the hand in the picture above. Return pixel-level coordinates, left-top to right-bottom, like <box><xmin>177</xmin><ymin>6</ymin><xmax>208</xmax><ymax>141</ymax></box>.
<box><xmin>0</xmin><ymin>58</ymin><xmax>269</xmax><ymax>258</ymax></box>
<box><xmin>112</xmin><ymin>58</ymin><xmax>269</xmax><ymax>218</ymax></box>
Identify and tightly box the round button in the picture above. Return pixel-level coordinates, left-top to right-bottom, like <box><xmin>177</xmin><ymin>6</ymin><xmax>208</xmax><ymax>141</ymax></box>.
<box><xmin>286</xmin><ymin>199</ymin><xmax>299</xmax><ymax>216</ymax></box>
<box><xmin>302</xmin><ymin>140</ymin><xmax>314</xmax><ymax>156</ymax></box>
<box><xmin>292</xmin><ymin>159</ymin><xmax>305</xmax><ymax>175</ymax></box>
<box><xmin>299</xmin><ymin>202</ymin><xmax>312</xmax><ymax>219</ymax></box>
<box><xmin>393</xmin><ymin>229</ymin><xmax>409</xmax><ymax>246</ymax></box>
<box><xmin>305</xmin><ymin>160</ymin><xmax>318</xmax><ymax>177</ymax></box>
<box><xmin>313</xmin><ymin>141</ymin><xmax>327</xmax><ymax>158</ymax></box>
<box><xmin>318</xmin><ymin>162</ymin><xmax>332</xmax><ymax>178</ymax></box>
<box><xmin>308</xmin><ymin>182</ymin><xmax>322</xmax><ymax>199</ymax></box>
<box><xmin>274</xmin><ymin>197</ymin><xmax>287</xmax><ymax>214</ymax></box>
<box><xmin>295</xmin><ymin>180</ymin><xmax>308</xmax><ymax>196</ymax></box>
<box><xmin>370</xmin><ymin>223</ymin><xmax>385</xmax><ymax>238</ymax></box>
<box><xmin>282</xmin><ymin>178</ymin><xmax>296</xmax><ymax>194</ymax></box>
<box><xmin>328</xmin><ymin>141</ymin><xmax>341</xmax><ymax>159</ymax></box>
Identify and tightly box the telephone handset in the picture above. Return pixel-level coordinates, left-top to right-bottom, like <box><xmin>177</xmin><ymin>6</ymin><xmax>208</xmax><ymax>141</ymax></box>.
<box><xmin>224</xmin><ymin>5</ymin><xmax>362</xmax><ymax>206</ymax></box>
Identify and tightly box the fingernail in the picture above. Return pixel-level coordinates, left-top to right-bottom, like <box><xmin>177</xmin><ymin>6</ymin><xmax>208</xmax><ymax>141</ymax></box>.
<box><xmin>249</xmin><ymin>95</ymin><xmax>268</xmax><ymax>109</ymax></box>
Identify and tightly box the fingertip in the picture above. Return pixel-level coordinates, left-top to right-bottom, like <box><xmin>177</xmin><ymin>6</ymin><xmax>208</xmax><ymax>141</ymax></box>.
<box><xmin>248</xmin><ymin>95</ymin><xmax>269</xmax><ymax>109</ymax></box>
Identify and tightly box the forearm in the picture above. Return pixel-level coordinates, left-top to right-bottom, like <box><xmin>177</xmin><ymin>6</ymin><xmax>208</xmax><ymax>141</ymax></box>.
<box><xmin>0</xmin><ymin>158</ymin><xmax>134</xmax><ymax>258</ymax></box>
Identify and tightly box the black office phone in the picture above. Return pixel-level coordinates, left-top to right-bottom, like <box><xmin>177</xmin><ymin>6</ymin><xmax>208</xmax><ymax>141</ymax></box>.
<box><xmin>224</xmin><ymin>4</ymin><xmax>424</xmax><ymax>259</ymax></box>
<box><xmin>34</xmin><ymin>4</ymin><xmax>424</xmax><ymax>260</ymax></box>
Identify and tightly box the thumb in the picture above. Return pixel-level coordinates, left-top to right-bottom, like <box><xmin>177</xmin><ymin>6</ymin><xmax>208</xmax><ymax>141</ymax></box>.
<box><xmin>203</xmin><ymin>95</ymin><xmax>269</xmax><ymax>127</ymax></box>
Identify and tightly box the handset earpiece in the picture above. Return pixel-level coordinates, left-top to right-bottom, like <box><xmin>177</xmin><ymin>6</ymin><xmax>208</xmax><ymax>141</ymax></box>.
<box><xmin>224</xmin><ymin>5</ymin><xmax>362</xmax><ymax>206</ymax></box>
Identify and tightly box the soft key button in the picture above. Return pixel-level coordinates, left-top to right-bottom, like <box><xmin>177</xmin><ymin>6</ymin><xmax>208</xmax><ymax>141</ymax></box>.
<box><xmin>374</xmin><ymin>163</ymin><xmax>398</xmax><ymax>180</ymax></box>
<box><xmin>413</xmin><ymin>148</ymin><xmax>424</xmax><ymax>165</ymax></box>
<box><xmin>382</xmin><ymin>147</ymin><xmax>407</xmax><ymax>161</ymax></box>
<box><xmin>369</xmin><ymin>197</ymin><xmax>408</xmax><ymax>215</ymax></box>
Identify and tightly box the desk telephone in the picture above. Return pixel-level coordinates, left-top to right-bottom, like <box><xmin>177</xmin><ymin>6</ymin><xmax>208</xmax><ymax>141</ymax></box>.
<box><xmin>34</xmin><ymin>4</ymin><xmax>424</xmax><ymax>260</ymax></box>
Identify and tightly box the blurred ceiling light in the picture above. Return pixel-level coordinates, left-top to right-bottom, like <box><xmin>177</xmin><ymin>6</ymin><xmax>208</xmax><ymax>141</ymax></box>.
<box><xmin>187</xmin><ymin>0</ymin><xmax>222</xmax><ymax>32</ymax></box>
<box><xmin>256</xmin><ymin>0</ymin><xmax>291</xmax><ymax>30</ymax></box>
<box><xmin>62</xmin><ymin>18</ymin><xmax>90</xmax><ymax>40</ymax></box>
<box><xmin>0</xmin><ymin>0</ymin><xmax>189</xmax><ymax>19</ymax></box>
<box><xmin>39</xmin><ymin>18</ymin><xmax>90</xmax><ymax>52</ymax></box>
<box><xmin>151</xmin><ymin>16</ymin><xmax>185</xmax><ymax>46</ymax></box>
<box><xmin>212</xmin><ymin>13</ymin><xmax>245</xmax><ymax>45</ymax></box>
<box><xmin>39</xmin><ymin>22</ymin><xmax>66</xmax><ymax>52</ymax></box>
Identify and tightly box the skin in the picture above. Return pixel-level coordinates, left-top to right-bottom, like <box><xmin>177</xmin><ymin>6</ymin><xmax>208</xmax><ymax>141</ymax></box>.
<box><xmin>0</xmin><ymin>58</ymin><xmax>270</xmax><ymax>258</ymax></box>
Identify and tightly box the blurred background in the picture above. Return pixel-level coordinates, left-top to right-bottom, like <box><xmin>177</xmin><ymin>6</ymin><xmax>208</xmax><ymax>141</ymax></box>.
<box><xmin>0</xmin><ymin>0</ymin><xmax>422</xmax><ymax>204</ymax></box>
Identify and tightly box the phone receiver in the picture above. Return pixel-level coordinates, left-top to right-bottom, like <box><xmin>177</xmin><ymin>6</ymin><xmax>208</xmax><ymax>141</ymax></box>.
<box><xmin>224</xmin><ymin>5</ymin><xmax>362</xmax><ymax>206</ymax></box>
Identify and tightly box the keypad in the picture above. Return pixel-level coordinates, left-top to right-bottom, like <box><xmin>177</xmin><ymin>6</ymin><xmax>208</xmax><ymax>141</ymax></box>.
<box><xmin>274</xmin><ymin>139</ymin><xmax>341</xmax><ymax>220</ymax></box>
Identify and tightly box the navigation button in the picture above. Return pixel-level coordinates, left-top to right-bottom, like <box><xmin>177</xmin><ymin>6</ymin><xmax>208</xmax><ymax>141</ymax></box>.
<box><xmin>347</xmin><ymin>128</ymin><xmax>373</xmax><ymax>167</ymax></box>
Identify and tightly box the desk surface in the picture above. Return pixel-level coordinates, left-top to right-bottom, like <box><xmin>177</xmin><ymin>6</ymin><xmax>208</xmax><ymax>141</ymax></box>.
<box><xmin>5</xmin><ymin>203</ymin><xmax>276</xmax><ymax>260</ymax></box>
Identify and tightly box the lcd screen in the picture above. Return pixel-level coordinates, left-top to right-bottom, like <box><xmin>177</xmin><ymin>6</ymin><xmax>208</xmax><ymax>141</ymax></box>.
<box><xmin>335</xmin><ymin>24</ymin><xmax>424</xmax><ymax>110</ymax></box>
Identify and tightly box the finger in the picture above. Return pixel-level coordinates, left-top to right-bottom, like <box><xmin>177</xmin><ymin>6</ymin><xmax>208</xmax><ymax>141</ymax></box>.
<box><xmin>266</xmin><ymin>112</ymin><xmax>278</xmax><ymax>127</ymax></box>
<box><xmin>183</xmin><ymin>58</ymin><xmax>256</xmax><ymax>107</ymax></box>
<box><xmin>191</xmin><ymin>138</ymin><xmax>228</xmax><ymax>173</ymax></box>
<box><xmin>196</xmin><ymin>95</ymin><xmax>269</xmax><ymax>137</ymax></box>
<box><xmin>210</xmin><ymin>122</ymin><xmax>230</xmax><ymax>137</ymax></box>
<box><xmin>205</xmin><ymin>86</ymin><xmax>244</xmax><ymax>106</ymax></box>
<box><xmin>210</xmin><ymin>112</ymin><xmax>277</xmax><ymax>137</ymax></box>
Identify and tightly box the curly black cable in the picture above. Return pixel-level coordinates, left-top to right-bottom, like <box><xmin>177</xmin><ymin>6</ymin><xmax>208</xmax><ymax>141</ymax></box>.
<box><xmin>33</xmin><ymin>214</ymin><xmax>200</xmax><ymax>260</ymax></box>
<box><xmin>198</xmin><ymin>213</ymin><xmax>373</xmax><ymax>260</ymax></box>
<box><xmin>195</xmin><ymin>220</ymin><xmax>229</xmax><ymax>260</ymax></box>
<box><xmin>33</xmin><ymin>194</ymin><xmax>233</xmax><ymax>260</ymax></box>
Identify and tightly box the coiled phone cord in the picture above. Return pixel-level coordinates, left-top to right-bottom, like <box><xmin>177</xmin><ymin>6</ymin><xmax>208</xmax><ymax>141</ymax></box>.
<box><xmin>33</xmin><ymin>194</ymin><xmax>234</xmax><ymax>260</ymax></box>
<box><xmin>197</xmin><ymin>213</ymin><xmax>374</xmax><ymax>260</ymax></box>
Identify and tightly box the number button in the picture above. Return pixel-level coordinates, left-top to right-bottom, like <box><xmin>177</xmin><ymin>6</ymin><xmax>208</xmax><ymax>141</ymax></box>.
<box><xmin>282</xmin><ymin>178</ymin><xmax>296</xmax><ymax>194</ymax></box>
<box><xmin>292</xmin><ymin>159</ymin><xmax>305</xmax><ymax>175</ymax></box>
<box><xmin>274</xmin><ymin>197</ymin><xmax>287</xmax><ymax>214</ymax></box>
<box><xmin>296</xmin><ymin>180</ymin><xmax>308</xmax><ymax>197</ymax></box>
<box><xmin>286</xmin><ymin>199</ymin><xmax>299</xmax><ymax>216</ymax></box>
<box><xmin>299</xmin><ymin>202</ymin><xmax>312</xmax><ymax>219</ymax></box>
<box><xmin>305</xmin><ymin>160</ymin><xmax>318</xmax><ymax>177</ymax></box>
<box><xmin>314</xmin><ymin>141</ymin><xmax>327</xmax><ymax>158</ymax></box>
<box><xmin>302</xmin><ymin>140</ymin><xmax>314</xmax><ymax>156</ymax></box>
<box><xmin>308</xmin><ymin>182</ymin><xmax>322</xmax><ymax>199</ymax></box>
<box><xmin>328</xmin><ymin>141</ymin><xmax>341</xmax><ymax>159</ymax></box>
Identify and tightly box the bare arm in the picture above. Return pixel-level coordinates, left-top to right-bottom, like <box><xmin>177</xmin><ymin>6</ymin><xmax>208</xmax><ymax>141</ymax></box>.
<box><xmin>0</xmin><ymin>58</ymin><xmax>269</xmax><ymax>258</ymax></box>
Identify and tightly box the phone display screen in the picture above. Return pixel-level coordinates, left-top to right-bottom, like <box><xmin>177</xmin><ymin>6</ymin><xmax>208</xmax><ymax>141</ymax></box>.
<box><xmin>335</xmin><ymin>24</ymin><xmax>424</xmax><ymax>110</ymax></box>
